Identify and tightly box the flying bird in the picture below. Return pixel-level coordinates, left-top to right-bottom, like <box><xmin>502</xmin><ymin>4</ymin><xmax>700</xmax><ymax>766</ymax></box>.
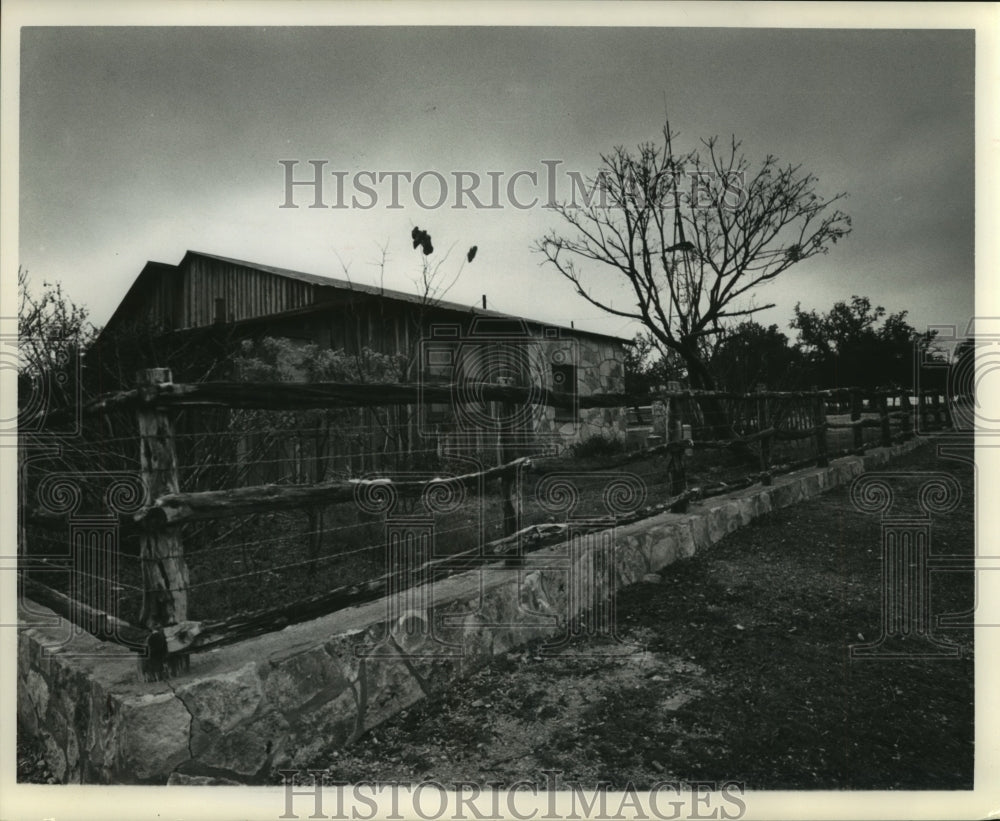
<box><xmin>467</xmin><ymin>245</ymin><xmax>478</xmax><ymax>263</ymax></box>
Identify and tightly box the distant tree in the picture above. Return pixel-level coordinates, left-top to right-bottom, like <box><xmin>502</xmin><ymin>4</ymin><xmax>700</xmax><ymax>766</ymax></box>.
<box><xmin>623</xmin><ymin>331</ymin><xmax>684</xmax><ymax>399</ymax></box>
<box><xmin>17</xmin><ymin>268</ymin><xmax>100</xmax><ymax>553</ymax></box>
<box><xmin>790</xmin><ymin>295</ymin><xmax>932</xmax><ymax>389</ymax></box>
<box><xmin>536</xmin><ymin>117</ymin><xmax>851</xmax><ymax>436</ymax></box>
<box><xmin>17</xmin><ymin>267</ymin><xmax>96</xmax><ymax>420</ymax></box>
<box><xmin>948</xmin><ymin>337</ymin><xmax>976</xmax><ymax>402</ymax></box>
<box><xmin>709</xmin><ymin>320</ymin><xmax>804</xmax><ymax>393</ymax></box>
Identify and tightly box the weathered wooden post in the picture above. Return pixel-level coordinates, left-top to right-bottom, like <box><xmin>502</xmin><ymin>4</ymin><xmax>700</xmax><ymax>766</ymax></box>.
<box><xmin>850</xmin><ymin>388</ymin><xmax>864</xmax><ymax>452</ymax></box>
<box><xmin>757</xmin><ymin>384</ymin><xmax>772</xmax><ymax>485</ymax></box>
<box><xmin>136</xmin><ymin>368</ymin><xmax>189</xmax><ymax>628</ymax></box>
<box><xmin>900</xmin><ymin>391</ymin><xmax>914</xmax><ymax>440</ymax></box>
<box><xmin>935</xmin><ymin>391</ymin><xmax>950</xmax><ymax>429</ymax></box>
<box><xmin>916</xmin><ymin>390</ymin><xmax>926</xmax><ymax>432</ymax></box>
<box><xmin>497</xmin><ymin>376</ymin><xmax>519</xmax><ymax>539</ymax></box>
<box><xmin>812</xmin><ymin>388</ymin><xmax>829</xmax><ymax>467</ymax></box>
<box><xmin>878</xmin><ymin>391</ymin><xmax>892</xmax><ymax>447</ymax></box>
<box><xmin>649</xmin><ymin>399</ymin><xmax>667</xmax><ymax>446</ymax></box>
<box><xmin>666</xmin><ymin>380</ymin><xmax>686</xmax><ymax>496</ymax></box>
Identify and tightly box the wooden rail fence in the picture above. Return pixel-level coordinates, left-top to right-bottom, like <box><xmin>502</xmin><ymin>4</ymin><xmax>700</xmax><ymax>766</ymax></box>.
<box><xmin>23</xmin><ymin>370</ymin><xmax>952</xmax><ymax>657</ymax></box>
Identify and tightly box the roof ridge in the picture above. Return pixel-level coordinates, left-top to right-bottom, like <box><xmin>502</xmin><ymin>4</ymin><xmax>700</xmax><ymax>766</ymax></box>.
<box><xmin>177</xmin><ymin>250</ymin><xmax>631</xmax><ymax>343</ymax></box>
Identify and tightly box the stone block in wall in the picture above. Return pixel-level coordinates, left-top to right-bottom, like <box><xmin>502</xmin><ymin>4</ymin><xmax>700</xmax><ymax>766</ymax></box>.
<box><xmin>536</xmin><ymin>566</ymin><xmax>570</xmax><ymax>624</ymax></box>
<box><xmin>643</xmin><ymin>525</ymin><xmax>683</xmax><ymax>571</ymax></box>
<box><xmin>356</xmin><ymin>644</ymin><xmax>427</xmax><ymax>733</ymax></box>
<box><xmin>194</xmin><ymin>710</ymin><xmax>291</xmax><ymax>779</ymax></box>
<box><xmin>615</xmin><ymin>539</ymin><xmax>649</xmax><ymax>588</ymax></box>
<box><xmin>44</xmin><ymin>735</ymin><xmax>68</xmax><ymax>782</ymax></box>
<box><xmin>177</xmin><ymin>663</ymin><xmax>264</xmax><ymax>737</ymax></box>
<box><xmin>769</xmin><ymin>477</ymin><xmax>802</xmax><ymax>510</ymax></box>
<box><xmin>283</xmin><ymin>686</ymin><xmax>360</xmax><ymax>769</ymax></box>
<box><xmin>21</xmin><ymin>669</ymin><xmax>49</xmax><ymax>736</ymax></box>
<box><xmin>736</xmin><ymin>496</ymin><xmax>756</xmax><ymax>527</ymax></box>
<box><xmin>705</xmin><ymin>504</ymin><xmax>730</xmax><ymax>544</ymax></box>
<box><xmin>800</xmin><ymin>472</ymin><xmax>822</xmax><ymax>498</ymax></box>
<box><xmin>834</xmin><ymin>458</ymin><xmax>864</xmax><ymax>485</ymax></box>
<box><xmin>686</xmin><ymin>515</ymin><xmax>710</xmax><ymax>555</ymax></box>
<box><xmin>756</xmin><ymin>489</ymin><xmax>774</xmax><ymax>516</ymax></box>
<box><xmin>260</xmin><ymin>645</ymin><xmax>350</xmax><ymax>716</ymax></box>
<box><xmin>114</xmin><ymin>692</ymin><xmax>191</xmax><ymax>782</ymax></box>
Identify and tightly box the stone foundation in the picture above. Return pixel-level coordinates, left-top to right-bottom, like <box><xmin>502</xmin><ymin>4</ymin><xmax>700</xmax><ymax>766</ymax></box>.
<box><xmin>18</xmin><ymin>439</ymin><xmax>922</xmax><ymax>784</ymax></box>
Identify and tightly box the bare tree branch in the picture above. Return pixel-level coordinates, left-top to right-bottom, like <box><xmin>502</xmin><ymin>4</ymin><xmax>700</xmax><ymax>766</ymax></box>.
<box><xmin>534</xmin><ymin>117</ymin><xmax>851</xmax><ymax>392</ymax></box>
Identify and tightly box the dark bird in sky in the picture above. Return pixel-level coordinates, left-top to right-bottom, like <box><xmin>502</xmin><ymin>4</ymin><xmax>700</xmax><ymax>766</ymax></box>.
<box><xmin>411</xmin><ymin>226</ymin><xmax>433</xmax><ymax>256</ymax></box>
<box><xmin>666</xmin><ymin>240</ymin><xmax>695</xmax><ymax>253</ymax></box>
<box><xmin>467</xmin><ymin>245</ymin><xmax>478</xmax><ymax>263</ymax></box>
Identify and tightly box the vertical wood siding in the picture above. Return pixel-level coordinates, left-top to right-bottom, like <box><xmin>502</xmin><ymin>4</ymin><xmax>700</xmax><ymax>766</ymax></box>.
<box><xmin>169</xmin><ymin>257</ymin><xmax>316</xmax><ymax>329</ymax></box>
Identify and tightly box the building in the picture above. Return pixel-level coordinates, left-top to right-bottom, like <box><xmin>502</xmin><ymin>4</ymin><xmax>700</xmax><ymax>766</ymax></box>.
<box><xmin>94</xmin><ymin>251</ymin><xmax>630</xmax><ymax>476</ymax></box>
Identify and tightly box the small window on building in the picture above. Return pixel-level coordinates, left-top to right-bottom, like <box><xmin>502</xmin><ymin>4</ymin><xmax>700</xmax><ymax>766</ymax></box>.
<box><xmin>552</xmin><ymin>363</ymin><xmax>577</xmax><ymax>423</ymax></box>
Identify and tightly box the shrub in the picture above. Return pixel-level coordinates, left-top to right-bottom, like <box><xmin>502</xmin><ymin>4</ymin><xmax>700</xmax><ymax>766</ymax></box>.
<box><xmin>568</xmin><ymin>433</ymin><xmax>626</xmax><ymax>460</ymax></box>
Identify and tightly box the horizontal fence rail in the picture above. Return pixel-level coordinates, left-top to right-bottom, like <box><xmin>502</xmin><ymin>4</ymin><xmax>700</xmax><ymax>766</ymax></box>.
<box><xmin>74</xmin><ymin>380</ymin><xmax>935</xmax><ymax>416</ymax></box>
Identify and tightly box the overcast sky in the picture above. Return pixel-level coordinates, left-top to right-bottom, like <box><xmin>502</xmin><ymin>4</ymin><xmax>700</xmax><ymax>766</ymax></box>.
<box><xmin>17</xmin><ymin>23</ymin><xmax>976</xmax><ymax>343</ymax></box>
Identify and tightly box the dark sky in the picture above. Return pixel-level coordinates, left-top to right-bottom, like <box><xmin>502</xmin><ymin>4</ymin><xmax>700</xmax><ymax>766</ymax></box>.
<box><xmin>18</xmin><ymin>25</ymin><xmax>976</xmax><ymax>341</ymax></box>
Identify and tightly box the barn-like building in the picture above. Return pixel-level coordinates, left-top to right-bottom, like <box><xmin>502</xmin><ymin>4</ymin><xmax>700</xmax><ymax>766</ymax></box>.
<box><xmin>92</xmin><ymin>251</ymin><xmax>629</xmax><ymax>475</ymax></box>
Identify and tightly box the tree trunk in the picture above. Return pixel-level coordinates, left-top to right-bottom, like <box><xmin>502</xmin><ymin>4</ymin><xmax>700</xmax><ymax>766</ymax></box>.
<box><xmin>678</xmin><ymin>348</ymin><xmax>735</xmax><ymax>441</ymax></box>
<box><xmin>676</xmin><ymin>345</ymin><xmax>757</xmax><ymax>465</ymax></box>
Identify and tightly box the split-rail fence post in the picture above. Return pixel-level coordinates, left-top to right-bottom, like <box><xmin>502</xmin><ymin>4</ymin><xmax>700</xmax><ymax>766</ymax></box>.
<box><xmin>878</xmin><ymin>391</ymin><xmax>892</xmax><ymax>447</ymax></box>
<box><xmin>136</xmin><ymin>368</ymin><xmax>189</xmax><ymax>628</ymax></box>
<box><xmin>900</xmin><ymin>391</ymin><xmax>914</xmax><ymax>440</ymax></box>
<box><xmin>933</xmin><ymin>391</ymin><xmax>947</xmax><ymax>429</ymax></box>
<box><xmin>934</xmin><ymin>392</ymin><xmax>954</xmax><ymax>428</ymax></box>
<box><xmin>497</xmin><ymin>376</ymin><xmax>519</xmax><ymax>540</ymax></box>
<box><xmin>666</xmin><ymin>381</ymin><xmax>686</xmax><ymax>495</ymax></box>
<box><xmin>757</xmin><ymin>383</ymin><xmax>772</xmax><ymax>485</ymax></box>
<box><xmin>813</xmin><ymin>387</ymin><xmax>829</xmax><ymax>468</ymax></box>
<box><xmin>850</xmin><ymin>388</ymin><xmax>865</xmax><ymax>452</ymax></box>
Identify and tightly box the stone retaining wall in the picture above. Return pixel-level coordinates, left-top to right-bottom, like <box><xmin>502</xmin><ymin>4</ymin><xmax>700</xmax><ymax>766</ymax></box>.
<box><xmin>17</xmin><ymin>439</ymin><xmax>922</xmax><ymax>784</ymax></box>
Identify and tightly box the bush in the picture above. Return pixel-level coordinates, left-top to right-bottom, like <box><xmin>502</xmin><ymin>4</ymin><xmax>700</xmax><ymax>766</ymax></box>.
<box><xmin>568</xmin><ymin>433</ymin><xmax>626</xmax><ymax>460</ymax></box>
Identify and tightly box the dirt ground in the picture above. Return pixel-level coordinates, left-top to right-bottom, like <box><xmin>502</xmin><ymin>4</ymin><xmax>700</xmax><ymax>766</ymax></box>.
<box><xmin>289</xmin><ymin>437</ymin><xmax>975</xmax><ymax>791</ymax></box>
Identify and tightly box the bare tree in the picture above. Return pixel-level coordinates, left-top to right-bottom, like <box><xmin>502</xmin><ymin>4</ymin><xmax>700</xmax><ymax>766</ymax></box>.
<box><xmin>536</xmin><ymin>119</ymin><xmax>851</xmax><ymax>436</ymax></box>
<box><xmin>18</xmin><ymin>266</ymin><xmax>95</xmax><ymax>413</ymax></box>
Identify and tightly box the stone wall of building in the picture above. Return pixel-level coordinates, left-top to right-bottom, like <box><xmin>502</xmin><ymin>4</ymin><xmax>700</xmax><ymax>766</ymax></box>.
<box><xmin>531</xmin><ymin>336</ymin><xmax>627</xmax><ymax>452</ymax></box>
